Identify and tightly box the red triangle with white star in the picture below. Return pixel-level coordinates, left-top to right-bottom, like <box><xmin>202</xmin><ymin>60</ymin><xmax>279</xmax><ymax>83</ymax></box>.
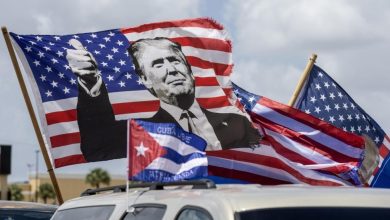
<box><xmin>128</xmin><ymin>120</ymin><xmax>167</xmax><ymax>178</ymax></box>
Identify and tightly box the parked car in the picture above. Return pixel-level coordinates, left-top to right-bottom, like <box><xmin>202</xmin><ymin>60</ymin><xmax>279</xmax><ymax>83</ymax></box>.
<box><xmin>51</xmin><ymin>179</ymin><xmax>390</xmax><ymax>220</ymax></box>
<box><xmin>0</xmin><ymin>200</ymin><xmax>57</xmax><ymax>220</ymax></box>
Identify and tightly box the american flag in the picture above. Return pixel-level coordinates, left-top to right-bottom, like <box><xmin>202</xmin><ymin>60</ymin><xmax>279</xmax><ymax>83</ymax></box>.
<box><xmin>294</xmin><ymin>64</ymin><xmax>390</xmax><ymax>187</ymax></box>
<box><xmin>129</xmin><ymin>119</ymin><xmax>207</xmax><ymax>182</ymax></box>
<box><xmin>213</xmin><ymin>83</ymin><xmax>365</xmax><ymax>186</ymax></box>
<box><xmin>10</xmin><ymin>18</ymin><xmax>234</xmax><ymax>168</ymax></box>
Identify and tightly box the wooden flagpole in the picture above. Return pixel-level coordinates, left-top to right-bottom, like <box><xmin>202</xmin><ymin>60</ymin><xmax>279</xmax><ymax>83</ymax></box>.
<box><xmin>2</xmin><ymin>27</ymin><xmax>64</xmax><ymax>204</ymax></box>
<box><xmin>288</xmin><ymin>53</ymin><xmax>317</xmax><ymax>107</ymax></box>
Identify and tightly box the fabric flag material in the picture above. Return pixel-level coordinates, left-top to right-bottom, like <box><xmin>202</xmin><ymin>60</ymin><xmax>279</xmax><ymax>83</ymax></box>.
<box><xmin>9</xmin><ymin>18</ymin><xmax>234</xmax><ymax>168</ymax></box>
<box><xmin>217</xmin><ymin>83</ymin><xmax>366</xmax><ymax>186</ymax></box>
<box><xmin>293</xmin><ymin>64</ymin><xmax>390</xmax><ymax>187</ymax></box>
<box><xmin>128</xmin><ymin>119</ymin><xmax>207</xmax><ymax>182</ymax></box>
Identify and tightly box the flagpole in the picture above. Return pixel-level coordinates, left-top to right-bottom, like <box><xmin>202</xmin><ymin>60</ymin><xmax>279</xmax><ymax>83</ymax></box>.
<box><xmin>2</xmin><ymin>26</ymin><xmax>64</xmax><ymax>204</ymax></box>
<box><xmin>288</xmin><ymin>53</ymin><xmax>317</xmax><ymax>106</ymax></box>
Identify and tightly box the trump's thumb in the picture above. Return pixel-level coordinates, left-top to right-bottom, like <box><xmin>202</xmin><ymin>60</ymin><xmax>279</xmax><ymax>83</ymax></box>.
<box><xmin>68</xmin><ymin>39</ymin><xmax>86</xmax><ymax>50</ymax></box>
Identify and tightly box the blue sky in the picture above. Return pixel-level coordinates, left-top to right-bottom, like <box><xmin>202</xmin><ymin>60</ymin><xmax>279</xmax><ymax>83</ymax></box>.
<box><xmin>1</xmin><ymin>0</ymin><xmax>390</xmax><ymax>182</ymax></box>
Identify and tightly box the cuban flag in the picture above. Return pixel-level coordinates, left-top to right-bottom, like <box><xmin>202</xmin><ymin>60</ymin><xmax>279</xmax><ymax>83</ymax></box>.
<box><xmin>128</xmin><ymin>119</ymin><xmax>208</xmax><ymax>182</ymax></box>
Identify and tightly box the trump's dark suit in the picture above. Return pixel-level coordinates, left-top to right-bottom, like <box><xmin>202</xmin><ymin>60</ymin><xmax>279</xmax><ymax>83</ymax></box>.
<box><xmin>144</xmin><ymin>107</ymin><xmax>261</xmax><ymax>150</ymax></box>
<box><xmin>76</xmin><ymin>85</ymin><xmax>261</xmax><ymax>162</ymax></box>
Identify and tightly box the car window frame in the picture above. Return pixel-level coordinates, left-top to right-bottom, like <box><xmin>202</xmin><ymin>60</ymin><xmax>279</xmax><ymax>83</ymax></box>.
<box><xmin>121</xmin><ymin>203</ymin><xmax>167</xmax><ymax>220</ymax></box>
<box><xmin>52</xmin><ymin>204</ymin><xmax>116</xmax><ymax>220</ymax></box>
<box><xmin>174</xmin><ymin>205</ymin><xmax>213</xmax><ymax>220</ymax></box>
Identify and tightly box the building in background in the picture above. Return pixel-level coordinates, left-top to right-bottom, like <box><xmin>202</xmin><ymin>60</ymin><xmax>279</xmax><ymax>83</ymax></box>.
<box><xmin>11</xmin><ymin>173</ymin><xmax>126</xmax><ymax>204</ymax></box>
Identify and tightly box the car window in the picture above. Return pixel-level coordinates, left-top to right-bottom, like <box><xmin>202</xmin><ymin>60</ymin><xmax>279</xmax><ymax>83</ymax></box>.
<box><xmin>176</xmin><ymin>206</ymin><xmax>213</xmax><ymax>220</ymax></box>
<box><xmin>235</xmin><ymin>207</ymin><xmax>390</xmax><ymax>220</ymax></box>
<box><xmin>0</xmin><ymin>210</ymin><xmax>54</xmax><ymax>220</ymax></box>
<box><xmin>123</xmin><ymin>205</ymin><xmax>166</xmax><ymax>220</ymax></box>
<box><xmin>51</xmin><ymin>205</ymin><xmax>115</xmax><ymax>220</ymax></box>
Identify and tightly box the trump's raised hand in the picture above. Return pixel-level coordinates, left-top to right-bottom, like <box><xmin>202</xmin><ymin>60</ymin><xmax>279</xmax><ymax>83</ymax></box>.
<box><xmin>66</xmin><ymin>39</ymin><xmax>98</xmax><ymax>77</ymax></box>
<box><xmin>66</xmin><ymin>39</ymin><xmax>102</xmax><ymax>97</ymax></box>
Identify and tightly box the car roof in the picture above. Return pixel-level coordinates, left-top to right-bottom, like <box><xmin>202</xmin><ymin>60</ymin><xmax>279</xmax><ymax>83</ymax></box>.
<box><xmin>214</xmin><ymin>184</ymin><xmax>390</xmax><ymax>210</ymax></box>
<box><xmin>58</xmin><ymin>183</ymin><xmax>390</xmax><ymax>212</ymax></box>
<box><xmin>0</xmin><ymin>200</ymin><xmax>57</xmax><ymax>211</ymax></box>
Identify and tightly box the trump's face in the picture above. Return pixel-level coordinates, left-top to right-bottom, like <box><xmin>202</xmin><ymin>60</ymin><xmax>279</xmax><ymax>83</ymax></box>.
<box><xmin>138</xmin><ymin>44</ymin><xmax>195</xmax><ymax>106</ymax></box>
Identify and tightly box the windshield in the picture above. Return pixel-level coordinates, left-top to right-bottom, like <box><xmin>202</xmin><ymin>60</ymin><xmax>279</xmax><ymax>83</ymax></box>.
<box><xmin>236</xmin><ymin>207</ymin><xmax>390</xmax><ymax>220</ymax></box>
<box><xmin>0</xmin><ymin>210</ymin><xmax>55</xmax><ymax>220</ymax></box>
<box><xmin>51</xmin><ymin>205</ymin><xmax>115</xmax><ymax>220</ymax></box>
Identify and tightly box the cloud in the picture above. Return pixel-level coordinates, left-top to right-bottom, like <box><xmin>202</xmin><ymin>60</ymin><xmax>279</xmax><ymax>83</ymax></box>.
<box><xmin>224</xmin><ymin>0</ymin><xmax>390</xmax><ymax>133</ymax></box>
<box><xmin>34</xmin><ymin>14</ymin><xmax>54</xmax><ymax>33</ymax></box>
<box><xmin>226</xmin><ymin>0</ymin><xmax>390</xmax><ymax>55</ymax></box>
<box><xmin>231</xmin><ymin>60</ymin><xmax>302</xmax><ymax>103</ymax></box>
<box><xmin>3</xmin><ymin>0</ymin><xmax>201</xmax><ymax>33</ymax></box>
<box><xmin>1</xmin><ymin>0</ymin><xmax>390</xmax><ymax>183</ymax></box>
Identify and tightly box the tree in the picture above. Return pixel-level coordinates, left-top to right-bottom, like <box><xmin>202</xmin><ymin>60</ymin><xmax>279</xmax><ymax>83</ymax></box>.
<box><xmin>38</xmin><ymin>183</ymin><xmax>56</xmax><ymax>204</ymax></box>
<box><xmin>9</xmin><ymin>184</ymin><xmax>24</xmax><ymax>201</ymax></box>
<box><xmin>85</xmin><ymin>168</ymin><xmax>111</xmax><ymax>189</ymax></box>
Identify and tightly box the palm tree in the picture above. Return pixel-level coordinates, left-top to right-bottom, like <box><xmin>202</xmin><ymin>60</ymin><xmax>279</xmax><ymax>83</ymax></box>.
<box><xmin>85</xmin><ymin>168</ymin><xmax>111</xmax><ymax>189</ymax></box>
<box><xmin>9</xmin><ymin>184</ymin><xmax>24</xmax><ymax>201</ymax></box>
<box><xmin>38</xmin><ymin>183</ymin><xmax>56</xmax><ymax>204</ymax></box>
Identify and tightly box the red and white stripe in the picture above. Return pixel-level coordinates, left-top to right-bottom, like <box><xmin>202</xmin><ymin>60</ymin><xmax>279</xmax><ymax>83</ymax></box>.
<box><xmin>39</xmin><ymin>18</ymin><xmax>235</xmax><ymax>167</ymax></box>
<box><xmin>208</xmin><ymin>97</ymin><xmax>365</xmax><ymax>186</ymax></box>
<box><xmin>208</xmin><ymin>144</ymin><xmax>353</xmax><ymax>186</ymax></box>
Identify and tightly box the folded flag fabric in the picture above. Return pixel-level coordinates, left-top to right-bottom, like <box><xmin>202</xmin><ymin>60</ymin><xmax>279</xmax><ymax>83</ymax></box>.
<box><xmin>225</xmin><ymin>83</ymin><xmax>366</xmax><ymax>186</ymax></box>
<box><xmin>293</xmin><ymin>64</ymin><xmax>389</xmax><ymax>187</ymax></box>
<box><xmin>128</xmin><ymin>119</ymin><xmax>208</xmax><ymax>182</ymax></box>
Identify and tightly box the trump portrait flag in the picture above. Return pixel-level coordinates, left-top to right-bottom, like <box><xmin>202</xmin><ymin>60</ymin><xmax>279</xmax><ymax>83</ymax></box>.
<box><xmin>9</xmin><ymin>18</ymin><xmax>259</xmax><ymax>168</ymax></box>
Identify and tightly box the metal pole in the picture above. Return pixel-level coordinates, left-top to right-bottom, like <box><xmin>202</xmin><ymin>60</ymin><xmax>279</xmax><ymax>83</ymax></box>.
<box><xmin>27</xmin><ymin>163</ymin><xmax>33</xmax><ymax>201</ymax></box>
<box><xmin>0</xmin><ymin>175</ymin><xmax>7</xmax><ymax>200</ymax></box>
<box><xmin>35</xmin><ymin>150</ymin><xmax>39</xmax><ymax>202</ymax></box>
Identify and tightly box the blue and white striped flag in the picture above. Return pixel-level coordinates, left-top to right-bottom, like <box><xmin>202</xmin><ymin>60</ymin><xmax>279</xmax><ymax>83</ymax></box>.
<box><xmin>128</xmin><ymin>119</ymin><xmax>208</xmax><ymax>182</ymax></box>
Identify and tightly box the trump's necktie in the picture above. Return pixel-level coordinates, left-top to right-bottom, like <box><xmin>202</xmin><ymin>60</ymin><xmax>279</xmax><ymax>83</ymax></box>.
<box><xmin>180</xmin><ymin>110</ymin><xmax>197</xmax><ymax>133</ymax></box>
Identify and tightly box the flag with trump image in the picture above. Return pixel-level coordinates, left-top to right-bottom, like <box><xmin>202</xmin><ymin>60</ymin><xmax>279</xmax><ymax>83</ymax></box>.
<box><xmin>10</xmin><ymin>18</ymin><xmax>261</xmax><ymax>168</ymax></box>
<box><xmin>128</xmin><ymin>119</ymin><xmax>208</xmax><ymax>182</ymax></box>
